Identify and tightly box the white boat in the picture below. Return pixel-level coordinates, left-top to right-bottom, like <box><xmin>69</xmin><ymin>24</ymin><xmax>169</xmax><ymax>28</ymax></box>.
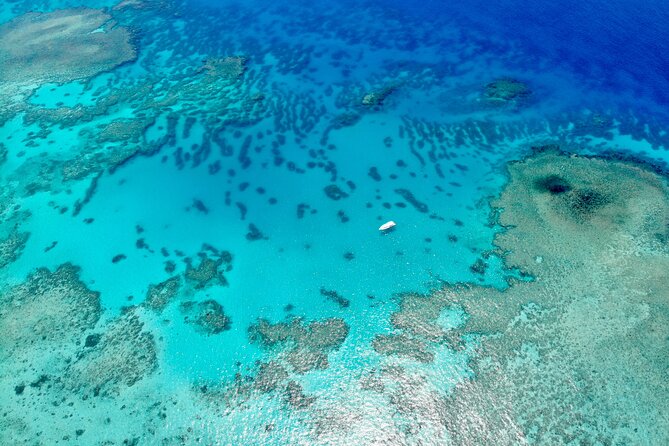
<box><xmin>379</xmin><ymin>221</ymin><xmax>396</xmax><ymax>231</ymax></box>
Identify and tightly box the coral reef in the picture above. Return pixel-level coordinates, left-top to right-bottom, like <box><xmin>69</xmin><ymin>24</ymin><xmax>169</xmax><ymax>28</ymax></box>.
<box><xmin>185</xmin><ymin>255</ymin><xmax>223</xmax><ymax>287</ymax></box>
<box><xmin>0</xmin><ymin>229</ymin><xmax>29</xmax><ymax>268</ymax></box>
<box><xmin>65</xmin><ymin>309</ymin><xmax>157</xmax><ymax>396</ymax></box>
<box><xmin>0</xmin><ymin>8</ymin><xmax>136</xmax><ymax>84</ymax></box>
<box><xmin>250</xmin><ymin>317</ymin><xmax>349</xmax><ymax>352</ymax></box>
<box><xmin>0</xmin><ymin>263</ymin><xmax>101</xmax><ymax>361</ymax></box>
<box><xmin>330</xmin><ymin>112</ymin><xmax>361</xmax><ymax>129</ymax></box>
<box><xmin>249</xmin><ymin>317</ymin><xmax>349</xmax><ymax>375</ymax></box>
<box><xmin>180</xmin><ymin>299</ymin><xmax>232</xmax><ymax>334</ymax></box>
<box><xmin>320</xmin><ymin>287</ymin><xmax>350</xmax><ymax>308</ymax></box>
<box><xmin>200</xmin><ymin>56</ymin><xmax>247</xmax><ymax>80</ymax></box>
<box><xmin>4</xmin><ymin>0</ymin><xmax>669</xmax><ymax>441</ymax></box>
<box><xmin>377</xmin><ymin>147</ymin><xmax>669</xmax><ymax>444</ymax></box>
<box><xmin>145</xmin><ymin>246</ymin><xmax>233</xmax><ymax>315</ymax></box>
<box><xmin>245</xmin><ymin>223</ymin><xmax>267</xmax><ymax>241</ymax></box>
<box><xmin>144</xmin><ymin>276</ymin><xmax>181</xmax><ymax>312</ymax></box>
<box><xmin>199</xmin><ymin>317</ymin><xmax>349</xmax><ymax>414</ymax></box>
<box><xmin>95</xmin><ymin>117</ymin><xmax>154</xmax><ymax>144</ymax></box>
<box><xmin>185</xmin><ymin>251</ymin><xmax>232</xmax><ymax>288</ymax></box>
<box><xmin>394</xmin><ymin>188</ymin><xmax>429</xmax><ymax>213</ymax></box>
<box><xmin>483</xmin><ymin>78</ymin><xmax>531</xmax><ymax>103</ymax></box>
<box><xmin>0</xmin><ymin>263</ymin><xmax>163</xmax><ymax>442</ymax></box>
<box><xmin>283</xmin><ymin>380</ymin><xmax>316</xmax><ymax>408</ymax></box>
<box><xmin>361</xmin><ymin>84</ymin><xmax>398</xmax><ymax>107</ymax></box>
<box><xmin>371</xmin><ymin>333</ymin><xmax>434</xmax><ymax>363</ymax></box>
<box><xmin>253</xmin><ymin>361</ymin><xmax>289</xmax><ymax>392</ymax></box>
<box><xmin>323</xmin><ymin>184</ymin><xmax>349</xmax><ymax>200</ymax></box>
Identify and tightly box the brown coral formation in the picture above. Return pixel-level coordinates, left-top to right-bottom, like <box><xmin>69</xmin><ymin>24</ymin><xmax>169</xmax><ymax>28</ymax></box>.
<box><xmin>144</xmin><ymin>276</ymin><xmax>181</xmax><ymax>312</ymax></box>
<box><xmin>185</xmin><ymin>254</ymin><xmax>230</xmax><ymax>289</ymax></box>
<box><xmin>361</xmin><ymin>84</ymin><xmax>397</xmax><ymax>107</ymax></box>
<box><xmin>371</xmin><ymin>333</ymin><xmax>434</xmax><ymax>363</ymax></box>
<box><xmin>483</xmin><ymin>78</ymin><xmax>531</xmax><ymax>103</ymax></box>
<box><xmin>201</xmin><ymin>56</ymin><xmax>247</xmax><ymax>80</ymax></box>
<box><xmin>0</xmin><ymin>8</ymin><xmax>136</xmax><ymax>85</ymax></box>
<box><xmin>0</xmin><ymin>229</ymin><xmax>29</xmax><ymax>268</ymax></box>
<box><xmin>202</xmin><ymin>317</ymin><xmax>350</xmax><ymax>411</ymax></box>
<box><xmin>249</xmin><ymin>317</ymin><xmax>349</xmax><ymax>377</ymax></box>
<box><xmin>0</xmin><ymin>263</ymin><xmax>101</xmax><ymax>361</ymax></box>
<box><xmin>250</xmin><ymin>317</ymin><xmax>349</xmax><ymax>355</ymax></box>
<box><xmin>65</xmin><ymin>309</ymin><xmax>157</xmax><ymax>395</ymax></box>
<box><xmin>180</xmin><ymin>299</ymin><xmax>231</xmax><ymax>334</ymax></box>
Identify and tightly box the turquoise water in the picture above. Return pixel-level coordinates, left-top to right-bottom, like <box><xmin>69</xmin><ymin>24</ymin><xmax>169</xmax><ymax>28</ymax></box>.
<box><xmin>1</xmin><ymin>0</ymin><xmax>668</xmax><ymax>444</ymax></box>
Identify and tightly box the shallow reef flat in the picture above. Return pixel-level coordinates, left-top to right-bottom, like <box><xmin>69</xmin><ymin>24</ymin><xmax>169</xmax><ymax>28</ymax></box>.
<box><xmin>369</xmin><ymin>147</ymin><xmax>669</xmax><ymax>444</ymax></box>
<box><xmin>0</xmin><ymin>263</ymin><xmax>100</xmax><ymax>366</ymax></box>
<box><xmin>0</xmin><ymin>8</ymin><xmax>136</xmax><ymax>85</ymax></box>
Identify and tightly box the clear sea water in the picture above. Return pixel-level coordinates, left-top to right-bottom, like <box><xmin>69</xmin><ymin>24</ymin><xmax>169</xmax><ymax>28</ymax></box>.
<box><xmin>1</xmin><ymin>0</ymin><xmax>668</xmax><ymax>445</ymax></box>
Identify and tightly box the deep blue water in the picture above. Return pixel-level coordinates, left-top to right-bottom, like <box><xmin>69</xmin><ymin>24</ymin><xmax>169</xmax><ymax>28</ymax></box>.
<box><xmin>439</xmin><ymin>0</ymin><xmax>669</xmax><ymax>106</ymax></box>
